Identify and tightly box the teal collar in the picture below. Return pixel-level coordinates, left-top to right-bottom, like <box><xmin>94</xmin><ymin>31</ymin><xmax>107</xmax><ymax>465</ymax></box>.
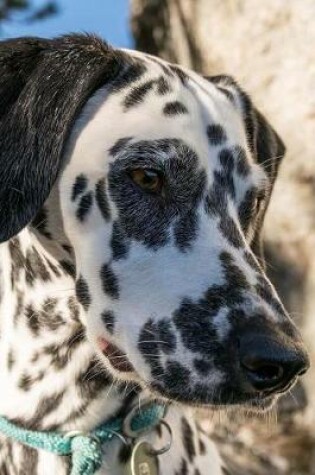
<box><xmin>0</xmin><ymin>402</ymin><xmax>166</xmax><ymax>475</ymax></box>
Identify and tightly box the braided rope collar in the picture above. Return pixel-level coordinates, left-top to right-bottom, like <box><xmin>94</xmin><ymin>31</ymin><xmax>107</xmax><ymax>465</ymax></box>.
<box><xmin>0</xmin><ymin>403</ymin><xmax>166</xmax><ymax>475</ymax></box>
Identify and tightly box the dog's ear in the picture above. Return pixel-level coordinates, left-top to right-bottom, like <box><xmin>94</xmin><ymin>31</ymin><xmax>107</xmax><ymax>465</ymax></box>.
<box><xmin>209</xmin><ymin>75</ymin><xmax>286</xmax><ymax>262</ymax></box>
<box><xmin>245</xmin><ymin>106</ymin><xmax>285</xmax><ymax>261</ymax></box>
<box><xmin>0</xmin><ymin>35</ymin><xmax>122</xmax><ymax>243</ymax></box>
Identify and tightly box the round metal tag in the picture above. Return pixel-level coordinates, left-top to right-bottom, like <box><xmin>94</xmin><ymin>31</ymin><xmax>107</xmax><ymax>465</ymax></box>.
<box><xmin>128</xmin><ymin>441</ymin><xmax>159</xmax><ymax>475</ymax></box>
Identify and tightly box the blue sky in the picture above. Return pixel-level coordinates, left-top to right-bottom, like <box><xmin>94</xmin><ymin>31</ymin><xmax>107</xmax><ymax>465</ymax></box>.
<box><xmin>2</xmin><ymin>0</ymin><xmax>132</xmax><ymax>48</ymax></box>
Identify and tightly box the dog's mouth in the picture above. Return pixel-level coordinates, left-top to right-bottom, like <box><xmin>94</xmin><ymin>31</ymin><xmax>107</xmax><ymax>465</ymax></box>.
<box><xmin>97</xmin><ymin>337</ymin><xmax>283</xmax><ymax>411</ymax></box>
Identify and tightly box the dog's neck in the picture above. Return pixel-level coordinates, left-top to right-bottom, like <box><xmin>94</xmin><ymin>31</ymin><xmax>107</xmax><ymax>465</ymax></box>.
<box><xmin>0</xmin><ymin>205</ymin><xmax>140</xmax><ymax>435</ymax></box>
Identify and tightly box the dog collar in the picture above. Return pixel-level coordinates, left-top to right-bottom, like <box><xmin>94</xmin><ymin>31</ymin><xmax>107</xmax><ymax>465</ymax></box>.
<box><xmin>0</xmin><ymin>402</ymin><xmax>167</xmax><ymax>475</ymax></box>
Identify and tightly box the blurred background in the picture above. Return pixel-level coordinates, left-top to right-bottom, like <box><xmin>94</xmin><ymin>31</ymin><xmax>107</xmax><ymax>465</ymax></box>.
<box><xmin>2</xmin><ymin>0</ymin><xmax>315</xmax><ymax>473</ymax></box>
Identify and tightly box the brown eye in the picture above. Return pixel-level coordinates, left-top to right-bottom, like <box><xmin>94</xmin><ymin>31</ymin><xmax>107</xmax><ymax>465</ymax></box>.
<box><xmin>129</xmin><ymin>168</ymin><xmax>163</xmax><ymax>194</ymax></box>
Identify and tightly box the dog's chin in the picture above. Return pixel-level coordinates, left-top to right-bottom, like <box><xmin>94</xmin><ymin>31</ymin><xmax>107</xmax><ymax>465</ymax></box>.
<box><xmin>95</xmin><ymin>339</ymin><xmax>278</xmax><ymax>412</ymax></box>
<box><xmin>146</xmin><ymin>381</ymin><xmax>278</xmax><ymax>412</ymax></box>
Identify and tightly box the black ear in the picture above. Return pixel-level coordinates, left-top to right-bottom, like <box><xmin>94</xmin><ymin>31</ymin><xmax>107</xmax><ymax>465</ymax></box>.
<box><xmin>209</xmin><ymin>75</ymin><xmax>285</xmax><ymax>177</ymax></box>
<box><xmin>241</xmin><ymin>97</ymin><xmax>285</xmax><ymax>261</ymax></box>
<box><xmin>0</xmin><ymin>34</ymin><xmax>122</xmax><ymax>242</ymax></box>
<box><xmin>237</xmin><ymin>85</ymin><xmax>286</xmax><ymax>261</ymax></box>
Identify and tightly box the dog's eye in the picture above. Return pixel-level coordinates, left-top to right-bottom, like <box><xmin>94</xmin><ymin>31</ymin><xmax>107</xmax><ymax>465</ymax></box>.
<box><xmin>129</xmin><ymin>169</ymin><xmax>163</xmax><ymax>194</ymax></box>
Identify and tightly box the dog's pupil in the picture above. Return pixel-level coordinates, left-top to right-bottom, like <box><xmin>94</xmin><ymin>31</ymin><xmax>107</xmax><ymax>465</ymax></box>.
<box><xmin>131</xmin><ymin>169</ymin><xmax>161</xmax><ymax>192</ymax></box>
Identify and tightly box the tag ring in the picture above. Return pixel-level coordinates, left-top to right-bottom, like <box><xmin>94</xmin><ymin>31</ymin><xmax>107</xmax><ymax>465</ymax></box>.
<box><xmin>107</xmin><ymin>429</ymin><xmax>129</xmax><ymax>446</ymax></box>
<box><xmin>147</xmin><ymin>420</ymin><xmax>173</xmax><ymax>456</ymax></box>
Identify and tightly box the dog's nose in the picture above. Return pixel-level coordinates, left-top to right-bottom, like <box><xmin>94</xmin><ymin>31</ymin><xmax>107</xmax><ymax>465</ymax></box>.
<box><xmin>239</xmin><ymin>334</ymin><xmax>309</xmax><ymax>393</ymax></box>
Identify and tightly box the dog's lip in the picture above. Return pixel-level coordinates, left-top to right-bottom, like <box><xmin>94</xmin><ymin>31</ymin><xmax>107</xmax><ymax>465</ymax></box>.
<box><xmin>148</xmin><ymin>380</ymin><xmax>277</xmax><ymax>410</ymax></box>
<box><xmin>97</xmin><ymin>337</ymin><xmax>135</xmax><ymax>373</ymax></box>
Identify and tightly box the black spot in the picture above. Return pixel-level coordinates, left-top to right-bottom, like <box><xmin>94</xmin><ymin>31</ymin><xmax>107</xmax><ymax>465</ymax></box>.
<box><xmin>138</xmin><ymin>319</ymin><xmax>163</xmax><ymax>379</ymax></box>
<box><xmin>214</xmin><ymin>169</ymin><xmax>235</xmax><ymax>200</ymax></box>
<box><xmin>123</xmin><ymin>80</ymin><xmax>155</xmax><ymax>109</ymax></box>
<box><xmin>182</xmin><ymin>418</ymin><xmax>196</xmax><ymax>462</ymax></box>
<box><xmin>157</xmin><ymin>319</ymin><xmax>177</xmax><ymax>354</ymax></box>
<box><xmin>59</xmin><ymin>259</ymin><xmax>76</xmax><ymax>278</ymax></box>
<box><xmin>13</xmin><ymin>292</ymin><xmax>24</xmax><ymax>324</ymax></box>
<box><xmin>194</xmin><ymin>358</ymin><xmax>212</xmax><ymax>376</ymax></box>
<box><xmin>95</xmin><ymin>178</ymin><xmax>111</xmax><ymax>221</ymax></box>
<box><xmin>109</xmin><ymin>137</ymin><xmax>133</xmax><ymax>157</ymax></box>
<box><xmin>31</xmin><ymin>352</ymin><xmax>39</xmax><ymax>363</ymax></box>
<box><xmin>76</xmin><ymin>191</ymin><xmax>93</xmax><ymax>222</ymax></box>
<box><xmin>208</xmin><ymin>75</ymin><xmax>236</xmax><ymax>102</ymax></box>
<box><xmin>173</xmin><ymin>256</ymin><xmax>248</xmax><ymax>359</ymax></box>
<box><xmin>100</xmin><ymin>263</ymin><xmax>119</xmax><ymax>299</ymax></box>
<box><xmin>44</xmin><ymin>329</ymin><xmax>85</xmax><ymax>371</ymax></box>
<box><xmin>163</xmin><ymin>101</ymin><xmax>188</xmax><ymax>116</ymax></box>
<box><xmin>219</xmin><ymin>148</ymin><xmax>235</xmax><ymax>174</ymax></box>
<box><xmin>174</xmin><ymin>210</ymin><xmax>199</xmax><ymax>252</ymax></box>
<box><xmin>207</xmin><ymin>124</ymin><xmax>227</xmax><ymax>146</ymax></box>
<box><xmin>204</xmin><ymin>186</ymin><xmax>227</xmax><ymax>216</ymax></box>
<box><xmin>111</xmin><ymin>62</ymin><xmax>147</xmax><ymax>92</ymax></box>
<box><xmin>40</xmin><ymin>297</ymin><xmax>65</xmax><ymax>331</ymax></box>
<box><xmin>68</xmin><ymin>296</ymin><xmax>80</xmax><ymax>322</ymax></box>
<box><xmin>45</xmin><ymin>257</ymin><xmax>61</xmax><ymax>277</ymax></box>
<box><xmin>199</xmin><ymin>438</ymin><xmax>206</xmax><ymax>455</ymax></box>
<box><xmin>20</xmin><ymin>446</ymin><xmax>38</xmax><ymax>474</ymax></box>
<box><xmin>76</xmin><ymin>358</ymin><xmax>112</xmax><ymax>400</ymax></box>
<box><xmin>7</xmin><ymin>350</ymin><xmax>15</xmax><ymax>371</ymax></box>
<box><xmin>238</xmin><ymin>187</ymin><xmax>257</xmax><ymax>233</ymax></box>
<box><xmin>175</xmin><ymin>458</ymin><xmax>188</xmax><ymax>475</ymax></box>
<box><xmin>156</xmin><ymin>76</ymin><xmax>171</xmax><ymax>95</ymax></box>
<box><xmin>110</xmin><ymin>221</ymin><xmax>130</xmax><ymax>260</ymax></box>
<box><xmin>217</xmin><ymin>86</ymin><xmax>235</xmax><ymax>101</ymax></box>
<box><xmin>170</xmin><ymin>65</ymin><xmax>188</xmax><ymax>83</ymax></box>
<box><xmin>75</xmin><ymin>275</ymin><xmax>91</xmax><ymax>310</ymax></box>
<box><xmin>72</xmin><ymin>174</ymin><xmax>88</xmax><ymax>201</ymax></box>
<box><xmin>147</xmin><ymin>56</ymin><xmax>173</xmax><ymax>77</ymax></box>
<box><xmin>25</xmin><ymin>247</ymin><xmax>51</xmax><ymax>286</ymax></box>
<box><xmin>62</xmin><ymin>243</ymin><xmax>74</xmax><ymax>255</ymax></box>
<box><xmin>160</xmin><ymin>361</ymin><xmax>191</xmax><ymax>395</ymax></box>
<box><xmin>18</xmin><ymin>372</ymin><xmax>44</xmax><ymax>391</ymax></box>
<box><xmin>108</xmin><ymin>138</ymin><xmax>205</xmax><ymax>250</ymax></box>
<box><xmin>219</xmin><ymin>216</ymin><xmax>243</xmax><ymax>248</ymax></box>
<box><xmin>101</xmin><ymin>310</ymin><xmax>115</xmax><ymax>334</ymax></box>
<box><xmin>24</xmin><ymin>304</ymin><xmax>40</xmax><ymax>335</ymax></box>
<box><xmin>9</xmin><ymin>237</ymin><xmax>25</xmax><ymax>286</ymax></box>
<box><xmin>234</xmin><ymin>145</ymin><xmax>250</xmax><ymax>176</ymax></box>
<box><xmin>31</xmin><ymin>206</ymin><xmax>52</xmax><ymax>239</ymax></box>
<box><xmin>220</xmin><ymin>252</ymin><xmax>249</xmax><ymax>292</ymax></box>
<box><xmin>173</xmin><ymin>298</ymin><xmax>218</xmax><ymax>354</ymax></box>
<box><xmin>17</xmin><ymin>392</ymin><xmax>65</xmax><ymax>430</ymax></box>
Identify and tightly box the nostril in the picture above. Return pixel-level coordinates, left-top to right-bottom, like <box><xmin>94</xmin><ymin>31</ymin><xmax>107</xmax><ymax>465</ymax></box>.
<box><xmin>241</xmin><ymin>357</ymin><xmax>284</xmax><ymax>386</ymax></box>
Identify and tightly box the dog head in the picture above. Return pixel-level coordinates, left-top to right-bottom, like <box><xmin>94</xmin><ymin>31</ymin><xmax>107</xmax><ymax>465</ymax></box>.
<box><xmin>0</xmin><ymin>35</ymin><xmax>309</xmax><ymax>409</ymax></box>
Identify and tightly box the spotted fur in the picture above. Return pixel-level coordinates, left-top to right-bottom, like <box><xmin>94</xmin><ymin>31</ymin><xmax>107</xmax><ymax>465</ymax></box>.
<box><xmin>0</xmin><ymin>35</ymin><xmax>309</xmax><ymax>474</ymax></box>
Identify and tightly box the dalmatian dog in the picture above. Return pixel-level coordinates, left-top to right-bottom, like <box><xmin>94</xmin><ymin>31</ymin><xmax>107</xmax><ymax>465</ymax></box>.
<box><xmin>0</xmin><ymin>35</ymin><xmax>309</xmax><ymax>474</ymax></box>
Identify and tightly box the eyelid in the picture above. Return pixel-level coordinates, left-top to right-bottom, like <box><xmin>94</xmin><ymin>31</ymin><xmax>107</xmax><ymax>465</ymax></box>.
<box><xmin>127</xmin><ymin>165</ymin><xmax>163</xmax><ymax>174</ymax></box>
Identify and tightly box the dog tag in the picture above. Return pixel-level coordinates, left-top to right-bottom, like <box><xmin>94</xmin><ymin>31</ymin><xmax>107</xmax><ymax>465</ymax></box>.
<box><xmin>124</xmin><ymin>441</ymin><xmax>159</xmax><ymax>475</ymax></box>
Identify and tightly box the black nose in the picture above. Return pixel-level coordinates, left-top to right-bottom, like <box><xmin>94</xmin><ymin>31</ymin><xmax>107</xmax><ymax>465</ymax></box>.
<box><xmin>239</xmin><ymin>334</ymin><xmax>309</xmax><ymax>393</ymax></box>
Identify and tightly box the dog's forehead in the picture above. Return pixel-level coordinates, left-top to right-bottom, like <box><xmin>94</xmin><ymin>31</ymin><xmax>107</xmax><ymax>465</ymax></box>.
<box><xmin>65</xmin><ymin>50</ymin><xmax>255</xmax><ymax>179</ymax></box>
